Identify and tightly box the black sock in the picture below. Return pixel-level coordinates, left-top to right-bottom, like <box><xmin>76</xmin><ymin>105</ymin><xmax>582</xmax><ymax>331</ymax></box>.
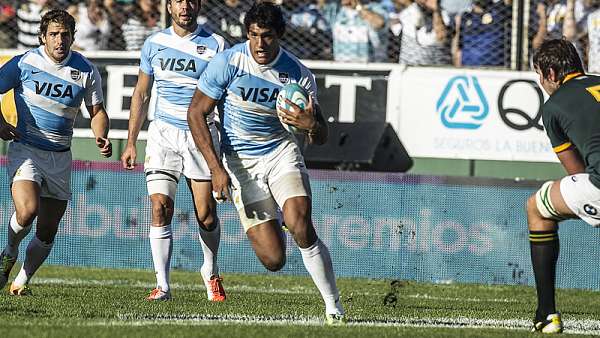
<box><xmin>529</xmin><ymin>230</ymin><xmax>560</xmax><ymax>321</ymax></box>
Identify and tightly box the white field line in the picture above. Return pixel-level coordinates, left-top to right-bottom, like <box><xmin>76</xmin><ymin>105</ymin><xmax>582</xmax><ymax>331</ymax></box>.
<box><xmin>31</xmin><ymin>277</ymin><xmax>519</xmax><ymax>303</ymax></box>
<box><xmin>29</xmin><ymin>314</ymin><xmax>600</xmax><ymax>336</ymax></box>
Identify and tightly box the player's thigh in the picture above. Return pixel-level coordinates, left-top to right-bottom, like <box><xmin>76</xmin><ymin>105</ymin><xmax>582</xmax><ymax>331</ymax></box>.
<box><xmin>267</xmin><ymin>140</ymin><xmax>312</xmax><ymax>208</ymax></box>
<box><xmin>225</xmin><ymin>154</ymin><xmax>280</xmax><ymax>232</ymax></box>
<box><xmin>181</xmin><ymin>126</ymin><xmax>218</xmax><ymax>181</ymax></box>
<box><xmin>558</xmin><ymin>173</ymin><xmax>600</xmax><ymax>226</ymax></box>
<box><xmin>11</xmin><ymin>180</ymin><xmax>41</xmax><ymax>221</ymax></box>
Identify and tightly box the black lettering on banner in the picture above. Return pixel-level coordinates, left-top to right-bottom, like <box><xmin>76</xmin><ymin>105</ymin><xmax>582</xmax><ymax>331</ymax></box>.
<box><xmin>497</xmin><ymin>79</ymin><xmax>544</xmax><ymax>131</ymax></box>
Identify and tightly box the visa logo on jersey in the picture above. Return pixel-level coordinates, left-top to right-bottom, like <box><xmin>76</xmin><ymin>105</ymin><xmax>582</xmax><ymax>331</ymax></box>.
<box><xmin>436</xmin><ymin>76</ymin><xmax>489</xmax><ymax>129</ymax></box>
<box><xmin>238</xmin><ymin>87</ymin><xmax>279</xmax><ymax>103</ymax></box>
<box><xmin>158</xmin><ymin>58</ymin><xmax>197</xmax><ymax>72</ymax></box>
<box><xmin>34</xmin><ymin>81</ymin><xmax>73</xmax><ymax>99</ymax></box>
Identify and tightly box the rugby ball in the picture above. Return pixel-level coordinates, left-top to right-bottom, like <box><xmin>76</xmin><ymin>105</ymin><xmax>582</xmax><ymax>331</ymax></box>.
<box><xmin>276</xmin><ymin>83</ymin><xmax>308</xmax><ymax>134</ymax></box>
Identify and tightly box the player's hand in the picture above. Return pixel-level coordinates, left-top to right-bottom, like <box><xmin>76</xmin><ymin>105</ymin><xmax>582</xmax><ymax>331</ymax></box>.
<box><xmin>0</xmin><ymin>120</ymin><xmax>19</xmax><ymax>141</ymax></box>
<box><xmin>211</xmin><ymin>167</ymin><xmax>232</xmax><ymax>203</ymax></box>
<box><xmin>278</xmin><ymin>95</ymin><xmax>317</xmax><ymax>131</ymax></box>
<box><xmin>120</xmin><ymin>144</ymin><xmax>137</xmax><ymax>170</ymax></box>
<box><xmin>96</xmin><ymin>137</ymin><xmax>112</xmax><ymax>158</ymax></box>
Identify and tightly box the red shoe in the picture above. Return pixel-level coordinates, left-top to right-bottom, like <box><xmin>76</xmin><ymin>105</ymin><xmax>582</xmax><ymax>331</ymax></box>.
<box><xmin>204</xmin><ymin>275</ymin><xmax>226</xmax><ymax>302</ymax></box>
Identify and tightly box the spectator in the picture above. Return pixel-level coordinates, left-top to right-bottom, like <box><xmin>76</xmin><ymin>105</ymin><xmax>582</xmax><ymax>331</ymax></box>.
<box><xmin>0</xmin><ymin>1</ymin><xmax>16</xmax><ymax>48</ymax></box>
<box><xmin>16</xmin><ymin>0</ymin><xmax>55</xmax><ymax>49</ymax></box>
<box><xmin>284</xmin><ymin>0</ymin><xmax>332</xmax><ymax>60</ymax></box>
<box><xmin>397</xmin><ymin>0</ymin><xmax>453</xmax><ymax>65</ymax></box>
<box><xmin>322</xmin><ymin>0</ymin><xmax>388</xmax><ymax>62</ymax></box>
<box><xmin>201</xmin><ymin>0</ymin><xmax>250</xmax><ymax>45</ymax></box>
<box><xmin>73</xmin><ymin>0</ymin><xmax>111</xmax><ymax>50</ymax></box>
<box><xmin>104</xmin><ymin>0</ymin><xmax>130</xmax><ymax>50</ymax></box>
<box><xmin>531</xmin><ymin>0</ymin><xmax>588</xmax><ymax>52</ymax></box>
<box><xmin>387</xmin><ymin>0</ymin><xmax>411</xmax><ymax>62</ymax></box>
<box><xmin>121</xmin><ymin>0</ymin><xmax>160</xmax><ymax>51</ymax></box>
<box><xmin>452</xmin><ymin>0</ymin><xmax>512</xmax><ymax>67</ymax></box>
<box><xmin>586</xmin><ymin>0</ymin><xmax>600</xmax><ymax>73</ymax></box>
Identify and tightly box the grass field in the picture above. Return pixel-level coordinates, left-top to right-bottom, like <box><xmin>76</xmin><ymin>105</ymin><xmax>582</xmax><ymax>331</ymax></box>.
<box><xmin>1</xmin><ymin>265</ymin><xmax>599</xmax><ymax>337</ymax></box>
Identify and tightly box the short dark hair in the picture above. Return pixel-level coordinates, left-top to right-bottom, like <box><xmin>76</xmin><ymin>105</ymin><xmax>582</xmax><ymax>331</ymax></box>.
<box><xmin>532</xmin><ymin>38</ymin><xmax>584</xmax><ymax>83</ymax></box>
<box><xmin>39</xmin><ymin>9</ymin><xmax>76</xmax><ymax>45</ymax></box>
<box><xmin>243</xmin><ymin>1</ymin><xmax>286</xmax><ymax>37</ymax></box>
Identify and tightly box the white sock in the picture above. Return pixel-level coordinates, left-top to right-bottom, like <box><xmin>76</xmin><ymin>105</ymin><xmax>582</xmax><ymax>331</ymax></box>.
<box><xmin>149</xmin><ymin>225</ymin><xmax>172</xmax><ymax>292</ymax></box>
<box><xmin>13</xmin><ymin>236</ymin><xmax>53</xmax><ymax>286</ymax></box>
<box><xmin>5</xmin><ymin>213</ymin><xmax>33</xmax><ymax>258</ymax></box>
<box><xmin>199</xmin><ymin>219</ymin><xmax>220</xmax><ymax>280</ymax></box>
<box><xmin>299</xmin><ymin>239</ymin><xmax>344</xmax><ymax>315</ymax></box>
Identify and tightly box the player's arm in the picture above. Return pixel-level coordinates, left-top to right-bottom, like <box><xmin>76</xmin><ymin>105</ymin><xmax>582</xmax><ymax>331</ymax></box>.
<box><xmin>556</xmin><ymin>147</ymin><xmax>586</xmax><ymax>175</ymax></box>
<box><xmin>306</xmin><ymin>102</ymin><xmax>328</xmax><ymax>145</ymax></box>
<box><xmin>0</xmin><ymin>55</ymin><xmax>22</xmax><ymax>141</ymax></box>
<box><xmin>87</xmin><ymin>103</ymin><xmax>112</xmax><ymax>158</ymax></box>
<box><xmin>188</xmin><ymin>89</ymin><xmax>230</xmax><ymax>201</ymax></box>
<box><xmin>121</xmin><ymin>70</ymin><xmax>153</xmax><ymax>169</ymax></box>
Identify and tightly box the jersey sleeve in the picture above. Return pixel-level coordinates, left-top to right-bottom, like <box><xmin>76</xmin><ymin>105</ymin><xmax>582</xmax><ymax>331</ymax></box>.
<box><xmin>139</xmin><ymin>38</ymin><xmax>154</xmax><ymax>75</ymax></box>
<box><xmin>298</xmin><ymin>67</ymin><xmax>319</xmax><ymax>105</ymax></box>
<box><xmin>542</xmin><ymin>105</ymin><xmax>572</xmax><ymax>153</ymax></box>
<box><xmin>0</xmin><ymin>55</ymin><xmax>23</xmax><ymax>94</ymax></box>
<box><xmin>84</xmin><ymin>64</ymin><xmax>104</xmax><ymax>106</ymax></box>
<box><xmin>197</xmin><ymin>51</ymin><xmax>232</xmax><ymax>100</ymax></box>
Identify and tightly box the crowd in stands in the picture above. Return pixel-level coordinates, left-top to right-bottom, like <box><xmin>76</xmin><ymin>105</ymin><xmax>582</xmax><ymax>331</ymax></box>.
<box><xmin>0</xmin><ymin>0</ymin><xmax>597</xmax><ymax>71</ymax></box>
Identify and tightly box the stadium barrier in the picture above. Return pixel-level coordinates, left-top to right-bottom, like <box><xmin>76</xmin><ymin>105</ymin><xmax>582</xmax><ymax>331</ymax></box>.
<box><xmin>0</xmin><ymin>159</ymin><xmax>598</xmax><ymax>290</ymax></box>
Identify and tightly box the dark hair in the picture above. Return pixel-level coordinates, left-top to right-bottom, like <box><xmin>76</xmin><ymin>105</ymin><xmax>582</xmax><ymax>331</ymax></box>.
<box><xmin>243</xmin><ymin>1</ymin><xmax>286</xmax><ymax>37</ymax></box>
<box><xmin>39</xmin><ymin>9</ymin><xmax>76</xmax><ymax>45</ymax></box>
<box><xmin>532</xmin><ymin>38</ymin><xmax>584</xmax><ymax>83</ymax></box>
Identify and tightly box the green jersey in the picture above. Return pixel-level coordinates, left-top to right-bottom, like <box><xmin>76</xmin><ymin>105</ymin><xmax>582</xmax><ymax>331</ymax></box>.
<box><xmin>542</xmin><ymin>73</ymin><xmax>600</xmax><ymax>187</ymax></box>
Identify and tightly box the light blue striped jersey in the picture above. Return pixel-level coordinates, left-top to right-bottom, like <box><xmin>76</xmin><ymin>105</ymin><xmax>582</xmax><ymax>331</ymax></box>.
<box><xmin>197</xmin><ymin>42</ymin><xmax>318</xmax><ymax>157</ymax></box>
<box><xmin>0</xmin><ymin>47</ymin><xmax>103</xmax><ymax>151</ymax></box>
<box><xmin>140</xmin><ymin>25</ymin><xmax>227</xmax><ymax>130</ymax></box>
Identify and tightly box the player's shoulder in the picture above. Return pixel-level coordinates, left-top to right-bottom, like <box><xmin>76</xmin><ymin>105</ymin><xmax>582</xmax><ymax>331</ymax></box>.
<box><xmin>68</xmin><ymin>51</ymin><xmax>96</xmax><ymax>73</ymax></box>
<box><xmin>278</xmin><ymin>47</ymin><xmax>312</xmax><ymax>77</ymax></box>
<box><xmin>195</xmin><ymin>25</ymin><xmax>227</xmax><ymax>48</ymax></box>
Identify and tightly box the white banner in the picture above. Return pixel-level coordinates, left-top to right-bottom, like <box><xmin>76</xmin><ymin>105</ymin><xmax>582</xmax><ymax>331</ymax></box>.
<box><xmin>395</xmin><ymin>67</ymin><xmax>558</xmax><ymax>163</ymax></box>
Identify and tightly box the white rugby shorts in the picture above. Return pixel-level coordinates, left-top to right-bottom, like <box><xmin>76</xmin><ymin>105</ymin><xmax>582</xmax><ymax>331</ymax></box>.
<box><xmin>560</xmin><ymin>173</ymin><xmax>600</xmax><ymax>227</ymax></box>
<box><xmin>224</xmin><ymin>139</ymin><xmax>311</xmax><ymax>231</ymax></box>
<box><xmin>7</xmin><ymin>141</ymin><xmax>72</xmax><ymax>200</ymax></box>
<box><xmin>144</xmin><ymin>119</ymin><xmax>220</xmax><ymax>181</ymax></box>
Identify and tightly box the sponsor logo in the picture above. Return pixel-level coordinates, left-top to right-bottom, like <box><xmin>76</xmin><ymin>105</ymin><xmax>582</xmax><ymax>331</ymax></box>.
<box><xmin>278</xmin><ymin>72</ymin><xmax>289</xmax><ymax>84</ymax></box>
<box><xmin>158</xmin><ymin>47</ymin><xmax>168</xmax><ymax>51</ymax></box>
<box><xmin>158</xmin><ymin>58</ymin><xmax>197</xmax><ymax>72</ymax></box>
<box><xmin>31</xmin><ymin>70</ymin><xmax>41</xmax><ymax>75</ymax></box>
<box><xmin>34</xmin><ymin>81</ymin><xmax>73</xmax><ymax>98</ymax></box>
<box><xmin>437</xmin><ymin>76</ymin><xmax>489</xmax><ymax>129</ymax></box>
<box><xmin>70</xmin><ymin>70</ymin><xmax>81</xmax><ymax>81</ymax></box>
<box><xmin>497</xmin><ymin>80</ymin><xmax>544</xmax><ymax>131</ymax></box>
<box><xmin>238</xmin><ymin>87</ymin><xmax>279</xmax><ymax>103</ymax></box>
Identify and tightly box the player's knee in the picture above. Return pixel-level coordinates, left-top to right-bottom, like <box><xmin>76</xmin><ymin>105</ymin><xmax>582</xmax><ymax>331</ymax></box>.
<box><xmin>532</xmin><ymin>181</ymin><xmax>563</xmax><ymax>222</ymax></box>
<box><xmin>150</xmin><ymin>198</ymin><xmax>173</xmax><ymax>226</ymax></box>
<box><xmin>261</xmin><ymin>255</ymin><xmax>286</xmax><ymax>272</ymax></box>
<box><xmin>15</xmin><ymin>209</ymin><xmax>37</xmax><ymax>227</ymax></box>
<box><xmin>198</xmin><ymin>214</ymin><xmax>217</xmax><ymax>231</ymax></box>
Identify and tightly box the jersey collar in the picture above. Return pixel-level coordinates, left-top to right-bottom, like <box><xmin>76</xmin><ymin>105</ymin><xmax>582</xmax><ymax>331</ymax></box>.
<box><xmin>562</xmin><ymin>72</ymin><xmax>583</xmax><ymax>84</ymax></box>
<box><xmin>245</xmin><ymin>41</ymin><xmax>283</xmax><ymax>69</ymax></box>
<box><xmin>169</xmin><ymin>24</ymin><xmax>202</xmax><ymax>40</ymax></box>
<box><xmin>38</xmin><ymin>46</ymin><xmax>72</xmax><ymax>67</ymax></box>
